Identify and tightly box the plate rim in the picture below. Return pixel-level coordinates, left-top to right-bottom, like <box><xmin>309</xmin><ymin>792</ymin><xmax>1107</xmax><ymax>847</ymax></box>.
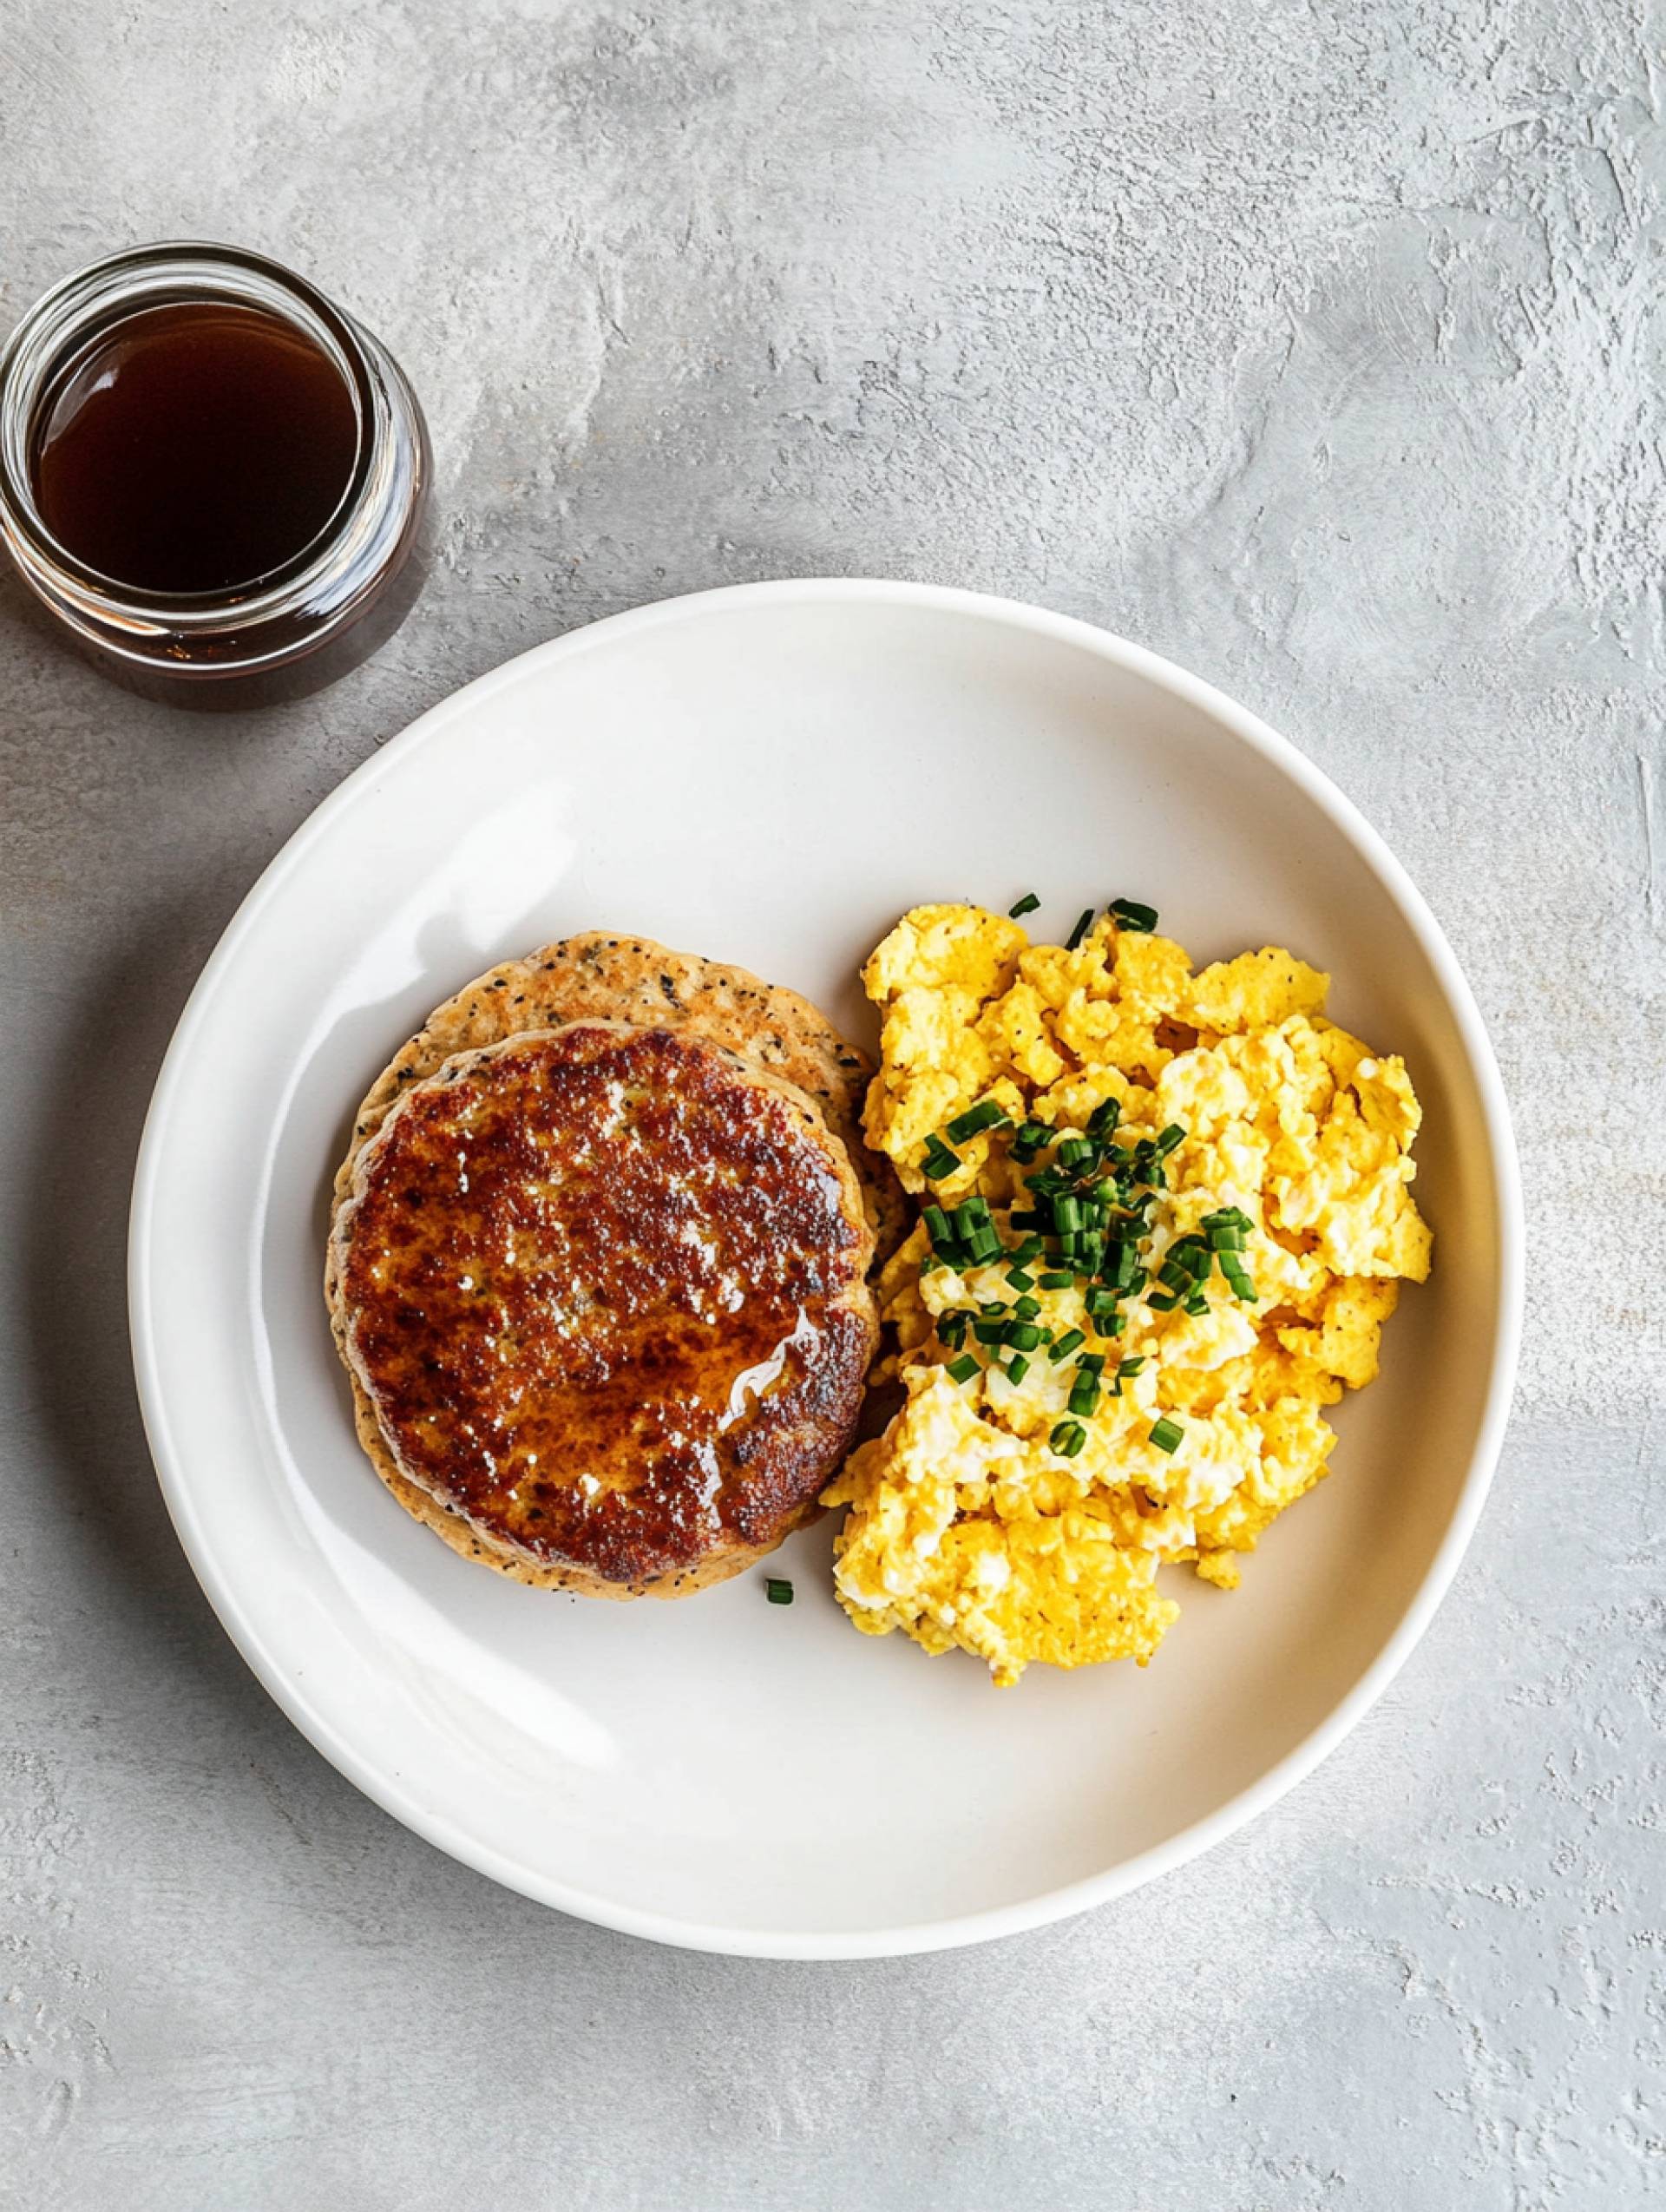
<box><xmin>128</xmin><ymin>576</ymin><xmax>1525</xmax><ymax>1959</ymax></box>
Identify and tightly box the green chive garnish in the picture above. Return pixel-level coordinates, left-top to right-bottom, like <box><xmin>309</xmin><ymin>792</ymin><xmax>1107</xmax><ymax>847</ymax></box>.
<box><xmin>1005</xmin><ymin>1354</ymin><xmax>1031</xmax><ymax>1384</ymax></box>
<box><xmin>1110</xmin><ymin>897</ymin><xmax>1158</xmax><ymax>933</ymax></box>
<box><xmin>946</xmin><ymin>1354</ymin><xmax>980</xmax><ymax>1384</ymax></box>
<box><xmin>1050</xmin><ymin>1329</ymin><xmax>1086</xmax><ymax>1362</ymax></box>
<box><xmin>1155</xmin><ymin>1123</ymin><xmax>1185</xmax><ymax>1156</ymax></box>
<box><xmin>1103</xmin><ymin>1244</ymin><xmax>1136</xmax><ymax>1290</ymax></box>
<box><xmin>1068</xmin><ymin>1374</ymin><xmax>1100</xmax><ymax>1418</ymax></box>
<box><xmin>1013</xmin><ymin>1293</ymin><xmax>1040</xmax><ymax>1318</ymax></box>
<box><xmin>1004</xmin><ymin>1320</ymin><xmax>1042</xmax><ymax>1351</ymax></box>
<box><xmin>923</xmin><ymin>1204</ymin><xmax>954</xmax><ymax>1252</ymax></box>
<box><xmin>973</xmin><ymin>1318</ymin><xmax>1007</xmax><ymax>1345</ymax></box>
<box><xmin>1050</xmin><ymin>1419</ymin><xmax>1087</xmax><ymax>1459</ymax></box>
<box><xmin>1011</xmin><ymin>1120</ymin><xmax>1049</xmax><ymax>1165</ymax></box>
<box><xmin>922</xmin><ymin>1135</ymin><xmax>960</xmax><ymax>1181</ymax></box>
<box><xmin>1146</xmin><ymin>1291</ymin><xmax>1178</xmax><ymax>1313</ymax></box>
<box><xmin>766</xmin><ymin>1578</ymin><xmax>794</xmax><ymax>1605</ymax></box>
<box><xmin>1037</xmin><ymin>1270</ymin><xmax>1074</xmax><ymax>1290</ymax></box>
<box><xmin>1007</xmin><ymin>1271</ymin><xmax>1036</xmax><ymax>1296</ymax></box>
<box><xmin>1086</xmin><ymin>1098</ymin><xmax>1121</xmax><ymax>1142</ymax></box>
<box><xmin>1149</xmin><ymin>1417</ymin><xmax>1184</xmax><ymax>1454</ymax></box>
<box><xmin>1118</xmin><ymin>1356</ymin><xmax>1146</xmax><ymax>1378</ymax></box>
<box><xmin>947</xmin><ymin>1100</ymin><xmax>1011</xmax><ymax>1143</ymax></box>
<box><xmin>1008</xmin><ymin>891</ymin><xmax>1040</xmax><ymax>919</ymax></box>
<box><xmin>1085</xmin><ymin>1286</ymin><xmax>1118</xmax><ymax>1322</ymax></box>
<box><xmin>1065</xmin><ymin>908</ymin><xmax>1095</xmax><ymax>951</ymax></box>
<box><xmin>938</xmin><ymin>1310</ymin><xmax>969</xmax><ymax>1349</ymax></box>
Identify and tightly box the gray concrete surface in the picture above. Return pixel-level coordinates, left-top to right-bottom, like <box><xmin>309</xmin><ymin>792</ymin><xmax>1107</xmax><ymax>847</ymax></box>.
<box><xmin>2</xmin><ymin>2</ymin><xmax>1661</xmax><ymax>2206</ymax></box>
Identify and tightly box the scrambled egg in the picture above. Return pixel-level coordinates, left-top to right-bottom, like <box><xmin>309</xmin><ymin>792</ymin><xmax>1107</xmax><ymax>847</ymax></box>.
<box><xmin>823</xmin><ymin>903</ymin><xmax>1432</xmax><ymax>1686</ymax></box>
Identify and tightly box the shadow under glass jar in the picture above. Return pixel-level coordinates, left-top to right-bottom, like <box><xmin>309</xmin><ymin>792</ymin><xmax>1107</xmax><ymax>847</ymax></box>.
<box><xmin>0</xmin><ymin>241</ymin><xmax>430</xmax><ymax>707</ymax></box>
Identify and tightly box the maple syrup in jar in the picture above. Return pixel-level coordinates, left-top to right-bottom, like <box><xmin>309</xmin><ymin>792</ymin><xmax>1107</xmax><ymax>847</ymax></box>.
<box><xmin>0</xmin><ymin>244</ymin><xmax>429</xmax><ymax>706</ymax></box>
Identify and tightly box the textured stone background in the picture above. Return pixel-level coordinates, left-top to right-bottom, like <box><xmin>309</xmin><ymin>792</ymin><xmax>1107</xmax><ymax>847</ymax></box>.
<box><xmin>2</xmin><ymin>2</ymin><xmax>1662</xmax><ymax>2206</ymax></box>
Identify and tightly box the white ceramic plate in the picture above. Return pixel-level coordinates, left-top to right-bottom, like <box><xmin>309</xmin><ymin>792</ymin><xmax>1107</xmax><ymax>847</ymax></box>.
<box><xmin>129</xmin><ymin>581</ymin><xmax>1521</xmax><ymax>1958</ymax></box>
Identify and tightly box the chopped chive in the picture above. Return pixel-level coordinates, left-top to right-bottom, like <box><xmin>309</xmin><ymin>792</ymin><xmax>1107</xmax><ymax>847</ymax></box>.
<box><xmin>1003</xmin><ymin>1320</ymin><xmax>1042</xmax><ymax>1351</ymax></box>
<box><xmin>1184</xmin><ymin>1290</ymin><xmax>1210</xmax><ymax>1316</ymax></box>
<box><xmin>921</xmin><ymin>1135</ymin><xmax>961</xmax><ymax>1181</ymax></box>
<box><xmin>1007</xmin><ymin>1234</ymin><xmax>1047</xmax><ymax>1263</ymax></box>
<box><xmin>1085</xmin><ymin>1286</ymin><xmax>1118</xmax><ymax>1322</ymax></box>
<box><xmin>1202</xmin><ymin>1206</ymin><xmax>1253</xmax><ymax>1231</ymax></box>
<box><xmin>1118</xmin><ymin>1356</ymin><xmax>1146</xmax><ymax>1377</ymax></box>
<box><xmin>1008</xmin><ymin>890</ymin><xmax>1041</xmax><ymax>919</ymax></box>
<box><xmin>1005</xmin><ymin>1353</ymin><xmax>1031</xmax><ymax>1384</ymax></box>
<box><xmin>1056</xmin><ymin>1137</ymin><xmax>1095</xmax><ymax>1172</ymax></box>
<box><xmin>1110</xmin><ymin>897</ymin><xmax>1158</xmax><ymax>933</ymax></box>
<box><xmin>1158</xmin><ymin>1261</ymin><xmax>1192</xmax><ymax>1293</ymax></box>
<box><xmin>923</xmin><ymin>1204</ymin><xmax>954</xmax><ymax>1251</ymax></box>
<box><xmin>1050</xmin><ymin>1328</ymin><xmax>1086</xmax><ymax>1362</ymax></box>
<box><xmin>1012</xmin><ymin>1294</ymin><xmax>1041</xmax><ymax>1318</ymax></box>
<box><xmin>1102</xmin><ymin>1309</ymin><xmax>1128</xmax><ymax>1337</ymax></box>
<box><xmin>946</xmin><ymin>1100</ymin><xmax>1012</xmax><ymax>1143</ymax></box>
<box><xmin>1052</xmin><ymin>1195</ymin><xmax>1085</xmax><ymax>1234</ymax></box>
<box><xmin>1011</xmin><ymin>1120</ymin><xmax>1050</xmax><ymax>1164</ymax></box>
<box><xmin>973</xmin><ymin>1318</ymin><xmax>1008</xmax><ymax>1345</ymax></box>
<box><xmin>766</xmin><ymin>1577</ymin><xmax>794</xmax><ymax>1605</ymax></box>
<box><xmin>1149</xmin><ymin>1416</ymin><xmax>1184</xmax><ymax>1454</ymax></box>
<box><xmin>1146</xmin><ymin>1291</ymin><xmax>1178</xmax><ymax>1313</ymax></box>
<box><xmin>1050</xmin><ymin>1418</ymin><xmax>1087</xmax><ymax>1459</ymax></box>
<box><xmin>1076</xmin><ymin>1352</ymin><xmax>1106</xmax><ymax>1377</ymax></box>
<box><xmin>946</xmin><ymin>1354</ymin><xmax>980</xmax><ymax>1385</ymax></box>
<box><xmin>1155</xmin><ymin>1123</ymin><xmax>1185</xmax><ymax>1155</ymax></box>
<box><xmin>1065</xmin><ymin>907</ymin><xmax>1095</xmax><ymax>950</ymax></box>
<box><xmin>1038</xmin><ymin>1270</ymin><xmax>1075</xmax><ymax>1290</ymax></box>
<box><xmin>1208</xmin><ymin>1224</ymin><xmax>1247</xmax><ymax>1250</ymax></box>
<box><xmin>1086</xmin><ymin>1098</ymin><xmax>1122</xmax><ymax>1142</ymax></box>
<box><xmin>1068</xmin><ymin>1375</ymin><xmax>1100</xmax><ymax>1418</ymax></box>
<box><xmin>938</xmin><ymin>1312</ymin><xmax>969</xmax><ymax>1350</ymax></box>
<box><xmin>1007</xmin><ymin>1271</ymin><xmax>1037</xmax><ymax>1296</ymax></box>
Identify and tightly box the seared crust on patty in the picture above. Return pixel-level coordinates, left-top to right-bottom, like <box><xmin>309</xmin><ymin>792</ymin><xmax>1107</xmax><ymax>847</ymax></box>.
<box><xmin>328</xmin><ymin>1021</ymin><xmax>878</xmax><ymax>1596</ymax></box>
<box><xmin>331</xmin><ymin>932</ymin><xmax>908</xmax><ymax>1263</ymax></box>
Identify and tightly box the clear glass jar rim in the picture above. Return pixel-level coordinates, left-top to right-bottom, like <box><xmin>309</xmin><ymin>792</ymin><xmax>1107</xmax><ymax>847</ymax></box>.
<box><xmin>0</xmin><ymin>240</ymin><xmax>382</xmax><ymax>627</ymax></box>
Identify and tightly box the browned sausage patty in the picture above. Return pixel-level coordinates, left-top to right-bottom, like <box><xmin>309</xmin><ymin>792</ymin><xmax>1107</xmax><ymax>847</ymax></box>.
<box><xmin>328</xmin><ymin>1021</ymin><xmax>878</xmax><ymax>1593</ymax></box>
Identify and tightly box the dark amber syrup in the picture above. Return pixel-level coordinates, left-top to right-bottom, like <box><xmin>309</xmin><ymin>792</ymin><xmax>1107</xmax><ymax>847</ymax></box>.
<box><xmin>30</xmin><ymin>302</ymin><xmax>359</xmax><ymax>595</ymax></box>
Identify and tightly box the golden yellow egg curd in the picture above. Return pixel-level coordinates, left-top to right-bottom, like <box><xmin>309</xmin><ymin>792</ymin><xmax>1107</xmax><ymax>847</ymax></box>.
<box><xmin>823</xmin><ymin>899</ymin><xmax>1432</xmax><ymax>1687</ymax></box>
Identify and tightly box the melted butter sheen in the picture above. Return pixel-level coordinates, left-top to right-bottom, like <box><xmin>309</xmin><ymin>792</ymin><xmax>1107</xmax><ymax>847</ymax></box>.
<box><xmin>339</xmin><ymin>1024</ymin><xmax>870</xmax><ymax>1584</ymax></box>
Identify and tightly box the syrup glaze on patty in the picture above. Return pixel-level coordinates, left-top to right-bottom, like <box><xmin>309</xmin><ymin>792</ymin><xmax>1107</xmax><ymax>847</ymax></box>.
<box><xmin>331</xmin><ymin>1021</ymin><xmax>877</xmax><ymax>1587</ymax></box>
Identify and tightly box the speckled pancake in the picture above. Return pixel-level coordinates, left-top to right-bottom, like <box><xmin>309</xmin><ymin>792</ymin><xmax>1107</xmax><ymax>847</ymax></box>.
<box><xmin>328</xmin><ymin>1020</ymin><xmax>879</xmax><ymax>1598</ymax></box>
<box><xmin>331</xmin><ymin>932</ymin><xmax>907</xmax><ymax>1260</ymax></box>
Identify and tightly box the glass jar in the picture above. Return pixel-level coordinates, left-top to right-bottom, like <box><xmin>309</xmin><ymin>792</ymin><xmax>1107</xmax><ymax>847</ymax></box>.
<box><xmin>0</xmin><ymin>241</ymin><xmax>430</xmax><ymax>707</ymax></box>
